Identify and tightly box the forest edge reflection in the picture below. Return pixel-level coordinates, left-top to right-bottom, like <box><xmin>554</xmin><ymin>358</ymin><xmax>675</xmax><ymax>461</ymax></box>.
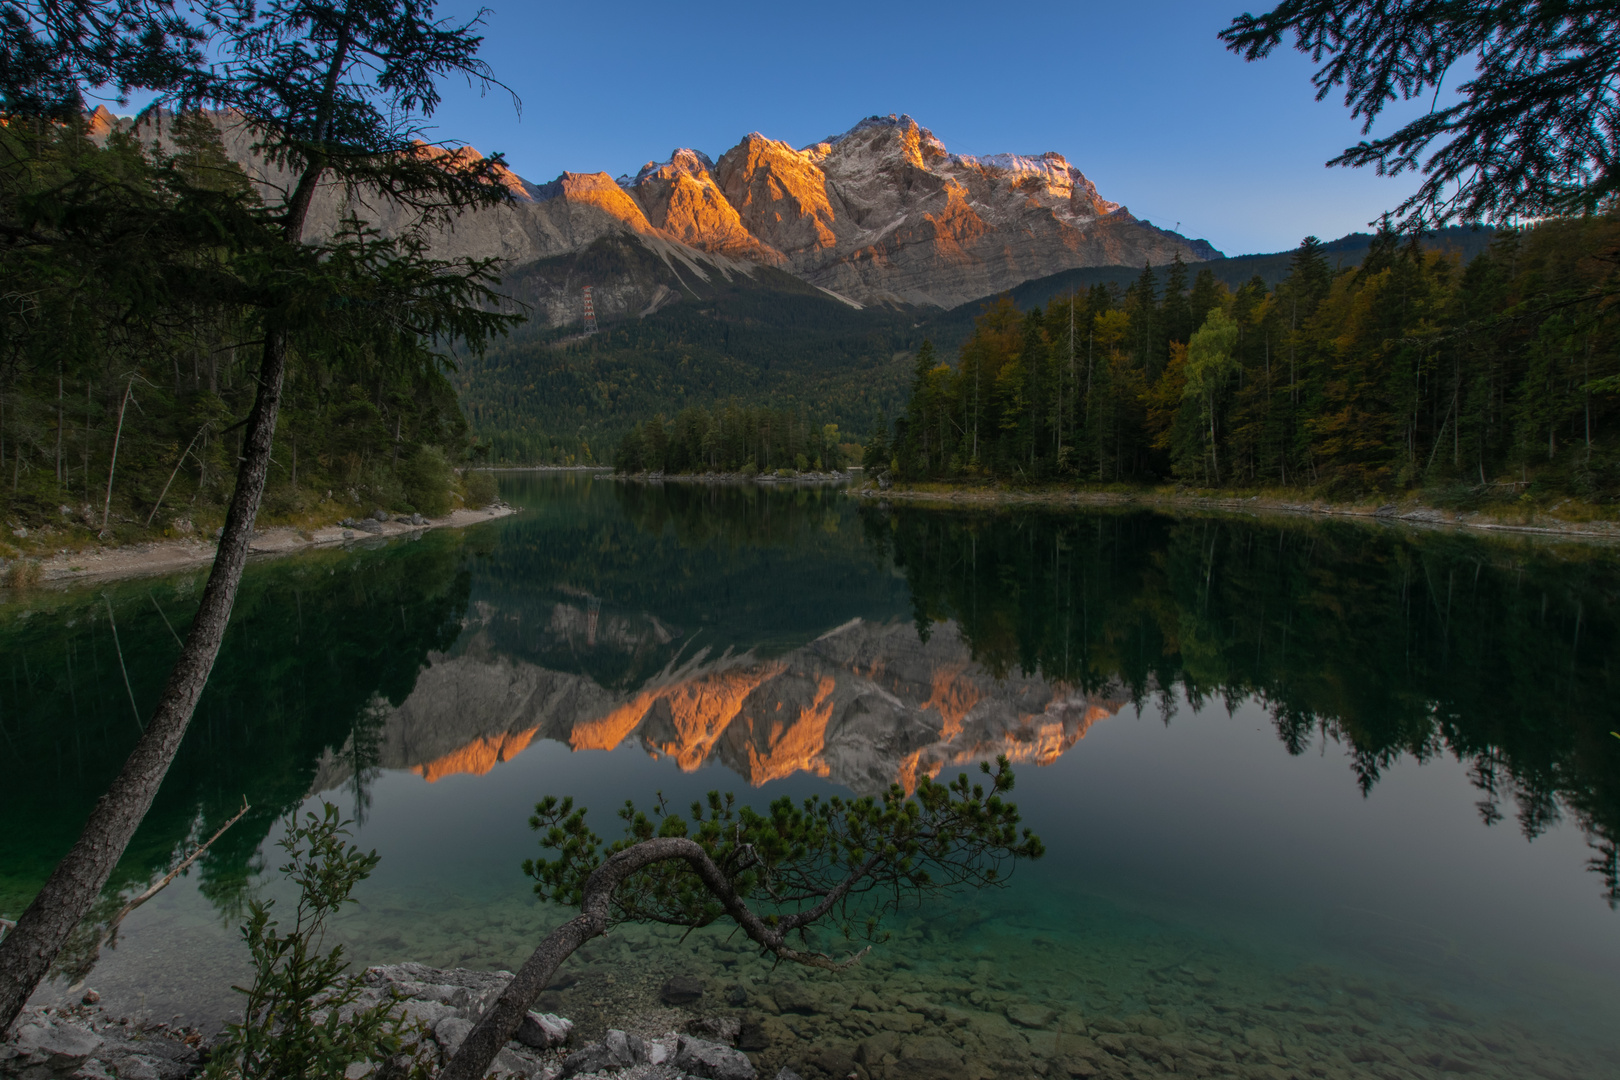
<box><xmin>1</xmin><ymin>474</ymin><xmax>1616</xmax><ymax>972</ymax></box>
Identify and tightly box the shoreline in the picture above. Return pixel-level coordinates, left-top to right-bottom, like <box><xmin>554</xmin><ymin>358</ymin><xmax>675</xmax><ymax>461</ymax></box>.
<box><xmin>857</xmin><ymin>484</ymin><xmax>1620</xmax><ymax>543</ymax></box>
<box><xmin>606</xmin><ymin>470</ymin><xmax>855</xmax><ymax>485</ymax></box>
<box><xmin>16</xmin><ymin>504</ymin><xmax>518</xmax><ymax>589</ymax></box>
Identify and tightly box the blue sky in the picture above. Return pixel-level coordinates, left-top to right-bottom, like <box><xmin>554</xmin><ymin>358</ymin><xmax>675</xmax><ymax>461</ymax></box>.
<box><xmin>409</xmin><ymin>1</ymin><xmax>1443</xmax><ymax>256</ymax></box>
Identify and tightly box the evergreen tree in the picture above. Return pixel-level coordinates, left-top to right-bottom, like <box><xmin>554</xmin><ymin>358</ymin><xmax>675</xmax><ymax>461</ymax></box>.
<box><xmin>1222</xmin><ymin>0</ymin><xmax>1620</xmax><ymax>225</ymax></box>
<box><xmin>1162</xmin><ymin>252</ymin><xmax>1193</xmax><ymax>348</ymax></box>
<box><xmin>0</xmin><ymin>0</ymin><xmax>518</xmax><ymax>1028</ymax></box>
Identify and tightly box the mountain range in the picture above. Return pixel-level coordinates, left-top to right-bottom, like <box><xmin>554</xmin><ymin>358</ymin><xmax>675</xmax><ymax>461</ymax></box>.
<box><xmin>102</xmin><ymin>107</ymin><xmax>1220</xmax><ymax>315</ymax></box>
<box><xmin>93</xmin><ymin>106</ymin><xmax>1496</xmax><ymax>461</ymax></box>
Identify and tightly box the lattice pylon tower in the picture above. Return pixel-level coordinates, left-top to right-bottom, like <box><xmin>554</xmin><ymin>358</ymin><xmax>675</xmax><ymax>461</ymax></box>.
<box><xmin>582</xmin><ymin>286</ymin><xmax>598</xmax><ymax>335</ymax></box>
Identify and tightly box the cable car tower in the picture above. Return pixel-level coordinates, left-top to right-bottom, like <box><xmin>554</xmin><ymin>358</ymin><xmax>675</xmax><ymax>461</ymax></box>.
<box><xmin>582</xmin><ymin>286</ymin><xmax>598</xmax><ymax>335</ymax></box>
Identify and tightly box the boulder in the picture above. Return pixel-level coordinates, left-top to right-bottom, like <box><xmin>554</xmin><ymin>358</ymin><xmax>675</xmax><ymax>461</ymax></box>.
<box><xmin>13</xmin><ymin>1017</ymin><xmax>103</xmax><ymax>1060</ymax></box>
<box><xmin>397</xmin><ymin>1000</ymin><xmax>456</xmax><ymax>1029</ymax></box>
<box><xmin>808</xmin><ymin>1044</ymin><xmax>859</xmax><ymax>1079</ymax></box>
<box><xmin>736</xmin><ymin>1019</ymin><xmax>770</xmax><ymax>1052</ymax></box>
<box><xmin>672</xmin><ymin>1034</ymin><xmax>756</xmax><ymax>1080</ymax></box>
<box><xmin>771</xmin><ymin>983</ymin><xmax>820</xmax><ymax>1014</ymax></box>
<box><xmin>482</xmin><ymin>1045</ymin><xmax>544</xmax><ymax>1079</ymax></box>
<box><xmin>892</xmin><ymin>1035</ymin><xmax>963</xmax><ymax>1080</ymax></box>
<box><xmin>514</xmin><ymin>1011</ymin><xmax>572</xmax><ymax>1049</ymax></box>
<box><xmin>560</xmin><ymin>1030</ymin><xmax>645</xmax><ymax>1077</ymax></box>
<box><xmin>856</xmin><ymin>1030</ymin><xmax>901</xmax><ymax>1065</ymax></box>
<box><xmin>432</xmin><ymin>1016</ymin><xmax>474</xmax><ymax>1056</ymax></box>
<box><xmin>109</xmin><ymin>1054</ymin><xmax>162</xmax><ymax>1080</ymax></box>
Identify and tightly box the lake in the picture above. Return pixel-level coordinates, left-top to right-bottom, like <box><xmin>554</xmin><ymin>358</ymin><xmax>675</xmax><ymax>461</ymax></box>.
<box><xmin>2</xmin><ymin>472</ymin><xmax>1618</xmax><ymax>1080</ymax></box>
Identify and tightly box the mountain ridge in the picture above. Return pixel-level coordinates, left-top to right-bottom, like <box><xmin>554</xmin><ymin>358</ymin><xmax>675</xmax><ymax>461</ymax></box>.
<box><xmin>103</xmin><ymin>108</ymin><xmax>1221</xmax><ymax>313</ymax></box>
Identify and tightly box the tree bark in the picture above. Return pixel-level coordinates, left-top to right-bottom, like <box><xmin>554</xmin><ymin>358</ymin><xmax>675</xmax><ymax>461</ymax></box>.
<box><xmin>0</xmin><ymin>331</ymin><xmax>291</xmax><ymax>1033</ymax></box>
<box><xmin>0</xmin><ymin>7</ymin><xmax>362</xmax><ymax>1026</ymax></box>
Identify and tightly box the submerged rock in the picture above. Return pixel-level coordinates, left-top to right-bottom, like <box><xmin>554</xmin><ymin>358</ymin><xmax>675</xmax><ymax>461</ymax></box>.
<box><xmin>659</xmin><ymin>975</ymin><xmax>704</xmax><ymax>1006</ymax></box>
<box><xmin>682</xmin><ymin>1016</ymin><xmax>740</xmax><ymax>1046</ymax></box>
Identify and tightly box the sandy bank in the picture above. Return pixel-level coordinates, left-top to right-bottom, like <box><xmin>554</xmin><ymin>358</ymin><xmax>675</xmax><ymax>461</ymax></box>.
<box><xmin>29</xmin><ymin>504</ymin><xmax>518</xmax><ymax>587</ymax></box>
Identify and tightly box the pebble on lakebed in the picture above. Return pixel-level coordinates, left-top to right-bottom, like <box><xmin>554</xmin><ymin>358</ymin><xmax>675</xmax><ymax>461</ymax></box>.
<box><xmin>3</xmin><ymin>953</ymin><xmax>1604</xmax><ymax>1080</ymax></box>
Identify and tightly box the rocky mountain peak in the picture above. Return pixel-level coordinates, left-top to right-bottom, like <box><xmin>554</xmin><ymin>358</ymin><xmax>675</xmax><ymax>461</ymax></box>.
<box><xmin>632</xmin><ymin>147</ymin><xmax>716</xmax><ymax>185</ymax></box>
<box><xmin>86</xmin><ymin>105</ymin><xmax>117</xmax><ymax>137</ymax></box>
<box><xmin>142</xmin><ymin>107</ymin><xmax>1223</xmax><ymax>313</ymax></box>
<box><xmin>627</xmin><ymin>147</ymin><xmax>775</xmax><ymax>260</ymax></box>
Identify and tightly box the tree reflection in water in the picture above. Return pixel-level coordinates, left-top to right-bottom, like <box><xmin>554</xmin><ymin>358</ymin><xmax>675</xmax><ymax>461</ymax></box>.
<box><xmin>863</xmin><ymin>504</ymin><xmax>1620</xmax><ymax>906</ymax></box>
<box><xmin>3</xmin><ymin>477</ymin><xmax>1617</xmax><ymax>950</ymax></box>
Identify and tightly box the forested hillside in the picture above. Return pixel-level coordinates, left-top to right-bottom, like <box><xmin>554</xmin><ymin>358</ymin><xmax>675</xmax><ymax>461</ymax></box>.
<box><xmin>918</xmin><ymin>225</ymin><xmax>1497</xmax><ymax>357</ymax></box>
<box><xmin>0</xmin><ymin>119</ymin><xmax>495</xmax><ymax>557</ymax></box>
<box><xmin>458</xmin><ymin>256</ymin><xmax>922</xmax><ymax>464</ymax></box>
<box><xmin>482</xmin><ymin>225</ymin><xmax>1511</xmax><ymax>476</ymax></box>
<box><xmin>876</xmin><ymin>217</ymin><xmax>1620</xmax><ymax>500</ymax></box>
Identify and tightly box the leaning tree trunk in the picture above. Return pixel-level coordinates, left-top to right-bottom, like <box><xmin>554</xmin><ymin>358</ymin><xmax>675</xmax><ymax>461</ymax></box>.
<box><xmin>0</xmin><ymin>330</ymin><xmax>293</xmax><ymax>1032</ymax></box>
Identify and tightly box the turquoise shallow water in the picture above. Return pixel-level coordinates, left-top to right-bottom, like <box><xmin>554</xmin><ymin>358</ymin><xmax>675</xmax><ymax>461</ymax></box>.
<box><xmin>2</xmin><ymin>473</ymin><xmax>1618</xmax><ymax>1079</ymax></box>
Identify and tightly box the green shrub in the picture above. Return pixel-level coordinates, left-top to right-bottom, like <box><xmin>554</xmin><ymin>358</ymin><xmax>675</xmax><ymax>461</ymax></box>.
<box><xmin>400</xmin><ymin>447</ymin><xmax>454</xmax><ymax>517</ymax></box>
<box><xmin>206</xmin><ymin>804</ymin><xmax>427</xmax><ymax>1080</ymax></box>
<box><xmin>462</xmin><ymin>468</ymin><xmax>498</xmax><ymax>509</ymax></box>
<box><xmin>2</xmin><ymin>559</ymin><xmax>42</xmax><ymax>590</ymax></box>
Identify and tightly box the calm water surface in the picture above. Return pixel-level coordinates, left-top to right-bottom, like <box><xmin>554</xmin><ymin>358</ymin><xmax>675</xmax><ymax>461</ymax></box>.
<box><xmin>2</xmin><ymin>473</ymin><xmax>1617</xmax><ymax>1078</ymax></box>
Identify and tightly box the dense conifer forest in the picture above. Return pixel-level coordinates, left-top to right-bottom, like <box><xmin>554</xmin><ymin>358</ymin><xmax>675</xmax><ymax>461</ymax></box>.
<box><xmin>0</xmin><ymin>120</ymin><xmax>495</xmax><ymax>558</ymax></box>
<box><xmin>874</xmin><ymin>217</ymin><xmax>1620</xmax><ymax>501</ymax></box>
<box><xmin>611</xmin><ymin>405</ymin><xmax>851</xmax><ymax>476</ymax></box>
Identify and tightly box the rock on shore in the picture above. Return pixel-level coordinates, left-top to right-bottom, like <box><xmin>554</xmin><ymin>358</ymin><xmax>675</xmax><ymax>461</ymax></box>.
<box><xmin>1</xmin><ymin>964</ymin><xmax>792</xmax><ymax>1080</ymax></box>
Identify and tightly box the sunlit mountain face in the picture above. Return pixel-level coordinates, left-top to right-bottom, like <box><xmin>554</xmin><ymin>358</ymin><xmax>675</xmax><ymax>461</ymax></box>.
<box><xmin>99</xmin><ymin>109</ymin><xmax>1219</xmax><ymax>315</ymax></box>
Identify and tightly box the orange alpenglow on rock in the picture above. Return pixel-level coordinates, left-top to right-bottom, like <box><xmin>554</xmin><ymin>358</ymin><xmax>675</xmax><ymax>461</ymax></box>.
<box><xmin>324</xmin><ymin>616</ymin><xmax>1129</xmax><ymax>798</ymax></box>
<box><xmin>629</xmin><ymin>149</ymin><xmax>783</xmax><ymax>263</ymax></box>
<box><xmin>122</xmin><ymin>107</ymin><xmax>1221</xmax><ymax>311</ymax></box>
<box><xmin>409</xmin><ymin>141</ymin><xmax>533</xmax><ymax>201</ymax></box>
<box><xmin>86</xmin><ymin>106</ymin><xmax>117</xmax><ymax>138</ymax></box>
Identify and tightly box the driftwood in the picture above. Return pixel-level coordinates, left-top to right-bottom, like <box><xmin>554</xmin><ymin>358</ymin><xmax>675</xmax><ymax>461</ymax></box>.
<box><xmin>106</xmin><ymin>797</ymin><xmax>251</xmax><ymax>942</ymax></box>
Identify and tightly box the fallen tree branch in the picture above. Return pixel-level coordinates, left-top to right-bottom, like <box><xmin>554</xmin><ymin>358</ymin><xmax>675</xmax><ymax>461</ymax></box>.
<box><xmin>107</xmin><ymin>796</ymin><xmax>251</xmax><ymax>942</ymax></box>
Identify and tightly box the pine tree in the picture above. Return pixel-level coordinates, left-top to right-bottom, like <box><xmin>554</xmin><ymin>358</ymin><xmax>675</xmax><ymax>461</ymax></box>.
<box><xmin>0</xmin><ymin>0</ymin><xmax>518</xmax><ymax>1028</ymax></box>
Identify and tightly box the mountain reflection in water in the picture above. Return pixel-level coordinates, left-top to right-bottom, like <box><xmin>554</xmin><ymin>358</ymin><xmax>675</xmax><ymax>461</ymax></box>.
<box><xmin>308</xmin><ymin>615</ymin><xmax>1127</xmax><ymax>797</ymax></box>
<box><xmin>1</xmin><ymin>470</ymin><xmax>1617</xmax><ymax>981</ymax></box>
